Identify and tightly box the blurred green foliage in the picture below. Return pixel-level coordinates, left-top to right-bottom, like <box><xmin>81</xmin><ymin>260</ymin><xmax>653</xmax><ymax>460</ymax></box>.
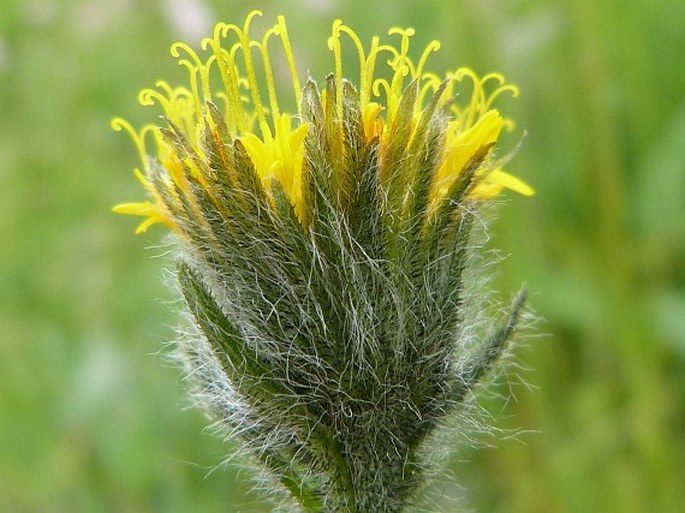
<box><xmin>1</xmin><ymin>0</ymin><xmax>683</xmax><ymax>511</ymax></box>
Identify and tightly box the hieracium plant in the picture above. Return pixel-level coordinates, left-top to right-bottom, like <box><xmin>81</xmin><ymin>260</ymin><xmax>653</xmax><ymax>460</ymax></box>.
<box><xmin>114</xmin><ymin>11</ymin><xmax>533</xmax><ymax>513</ymax></box>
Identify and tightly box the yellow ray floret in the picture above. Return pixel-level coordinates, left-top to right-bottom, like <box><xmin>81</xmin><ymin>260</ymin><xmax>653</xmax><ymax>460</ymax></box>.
<box><xmin>114</xmin><ymin>10</ymin><xmax>533</xmax><ymax>234</ymax></box>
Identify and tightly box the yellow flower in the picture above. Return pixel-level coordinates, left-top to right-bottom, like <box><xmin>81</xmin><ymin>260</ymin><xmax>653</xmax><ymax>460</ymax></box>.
<box><xmin>113</xmin><ymin>10</ymin><xmax>532</xmax><ymax>234</ymax></box>
<box><xmin>113</xmin><ymin>14</ymin><xmax>534</xmax><ymax>509</ymax></box>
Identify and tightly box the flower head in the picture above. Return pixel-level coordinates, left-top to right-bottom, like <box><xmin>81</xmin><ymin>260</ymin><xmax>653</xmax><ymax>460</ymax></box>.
<box><xmin>113</xmin><ymin>11</ymin><xmax>531</xmax><ymax>512</ymax></box>
<box><xmin>114</xmin><ymin>10</ymin><xmax>532</xmax><ymax>235</ymax></box>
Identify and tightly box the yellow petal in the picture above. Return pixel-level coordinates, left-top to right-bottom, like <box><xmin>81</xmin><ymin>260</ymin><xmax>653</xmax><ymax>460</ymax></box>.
<box><xmin>112</xmin><ymin>201</ymin><xmax>157</xmax><ymax>216</ymax></box>
<box><xmin>288</xmin><ymin>122</ymin><xmax>310</xmax><ymax>154</ymax></box>
<box><xmin>486</xmin><ymin>169</ymin><xmax>535</xmax><ymax>196</ymax></box>
<box><xmin>470</xmin><ymin>182</ymin><xmax>504</xmax><ymax>199</ymax></box>
<box><xmin>241</xmin><ymin>133</ymin><xmax>270</xmax><ymax>178</ymax></box>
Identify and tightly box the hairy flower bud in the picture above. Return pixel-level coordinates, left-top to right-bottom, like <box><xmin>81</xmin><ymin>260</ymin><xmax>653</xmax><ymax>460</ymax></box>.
<box><xmin>114</xmin><ymin>10</ymin><xmax>532</xmax><ymax>512</ymax></box>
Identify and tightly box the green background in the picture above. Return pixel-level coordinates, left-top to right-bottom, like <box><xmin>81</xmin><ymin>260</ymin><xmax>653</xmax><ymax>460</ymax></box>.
<box><xmin>2</xmin><ymin>0</ymin><xmax>684</xmax><ymax>511</ymax></box>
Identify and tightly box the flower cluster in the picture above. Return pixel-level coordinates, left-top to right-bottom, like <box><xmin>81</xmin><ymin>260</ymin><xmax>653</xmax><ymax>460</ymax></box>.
<box><xmin>114</xmin><ymin>11</ymin><xmax>531</xmax><ymax>512</ymax></box>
